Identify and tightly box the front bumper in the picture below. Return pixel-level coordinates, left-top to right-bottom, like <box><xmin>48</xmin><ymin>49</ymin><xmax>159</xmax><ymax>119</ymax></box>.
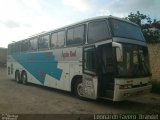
<box><xmin>113</xmin><ymin>85</ymin><xmax>152</xmax><ymax>101</ymax></box>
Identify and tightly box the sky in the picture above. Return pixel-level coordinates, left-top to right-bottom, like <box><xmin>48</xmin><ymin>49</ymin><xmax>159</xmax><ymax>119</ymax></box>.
<box><xmin>0</xmin><ymin>0</ymin><xmax>159</xmax><ymax>48</ymax></box>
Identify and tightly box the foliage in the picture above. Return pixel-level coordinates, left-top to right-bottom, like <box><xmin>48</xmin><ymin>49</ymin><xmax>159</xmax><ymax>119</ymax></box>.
<box><xmin>143</xmin><ymin>29</ymin><xmax>160</xmax><ymax>43</ymax></box>
<box><xmin>126</xmin><ymin>11</ymin><xmax>160</xmax><ymax>43</ymax></box>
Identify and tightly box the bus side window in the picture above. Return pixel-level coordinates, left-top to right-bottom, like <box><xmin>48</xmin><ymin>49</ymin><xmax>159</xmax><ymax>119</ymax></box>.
<box><xmin>57</xmin><ymin>30</ymin><xmax>65</xmax><ymax>48</ymax></box>
<box><xmin>11</xmin><ymin>43</ymin><xmax>16</xmax><ymax>53</ymax></box>
<box><xmin>74</xmin><ymin>25</ymin><xmax>84</xmax><ymax>45</ymax></box>
<box><xmin>38</xmin><ymin>34</ymin><xmax>50</xmax><ymax>50</ymax></box>
<box><xmin>8</xmin><ymin>44</ymin><xmax>11</xmax><ymax>55</ymax></box>
<box><xmin>51</xmin><ymin>32</ymin><xmax>57</xmax><ymax>49</ymax></box>
<box><xmin>67</xmin><ymin>28</ymin><xmax>74</xmax><ymax>45</ymax></box>
<box><xmin>88</xmin><ymin>20</ymin><xmax>110</xmax><ymax>43</ymax></box>
<box><xmin>67</xmin><ymin>25</ymin><xmax>84</xmax><ymax>46</ymax></box>
<box><xmin>21</xmin><ymin>40</ymin><xmax>30</xmax><ymax>52</ymax></box>
<box><xmin>15</xmin><ymin>42</ymin><xmax>21</xmax><ymax>53</ymax></box>
<box><xmin>30</xmin><ymin>38</ymin><xmax>38</xmax><ymax>51</ymax></box>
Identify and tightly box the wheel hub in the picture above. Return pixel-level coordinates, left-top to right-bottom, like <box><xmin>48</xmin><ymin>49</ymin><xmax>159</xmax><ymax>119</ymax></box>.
<box><xmin>77</xmin><ymin>83</ymin><xmax>83</xmax><ymax>96</ymax></box>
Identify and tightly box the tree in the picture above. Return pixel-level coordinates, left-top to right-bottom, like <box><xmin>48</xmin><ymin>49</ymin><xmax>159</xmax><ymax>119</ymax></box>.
<box><xmin>126</xmin><ymin>11</ymin><xmax>160</xmax><ymax>43</ymax></box>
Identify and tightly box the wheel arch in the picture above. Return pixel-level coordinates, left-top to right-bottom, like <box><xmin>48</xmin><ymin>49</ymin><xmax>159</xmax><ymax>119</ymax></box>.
<box><xmin>21</xmin><ymin>70</ymin><xmax>26</xmax><ymax>74</ymax></box>
<box><xmin>21</xmin><ymin>70</ymin><xmax>27</xmax><ymax>80</ymax></box>
<box><xmin>71</xmin><ymin>75</ymin><xmax>82</xmax><ymax>94</ymax></box>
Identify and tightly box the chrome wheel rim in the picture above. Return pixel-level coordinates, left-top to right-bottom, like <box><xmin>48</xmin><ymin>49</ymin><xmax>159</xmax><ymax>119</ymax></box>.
<box><xmin>77</xmin><ymin>83</ymin><xmax>83</xmax><ymax>96</ymax></box>
<box><xmin>22</xmin><ymin>74</ymin><xmax>26</xmax><ymax>84</ymax></box>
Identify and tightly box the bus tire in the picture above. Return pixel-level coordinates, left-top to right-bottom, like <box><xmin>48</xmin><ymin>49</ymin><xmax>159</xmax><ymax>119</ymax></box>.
<box><xmin>21</xmin><ymin>72</ymin><xmax>27</xmax><ymax>85</ymax></box>
<box><xmin>15</xmin><ymin>71</ymin><xmax>21</xmax><ymax>83</ymax></box>
<box><xmin>74</xmin><ymin>78</ymin><xmax>83</xmax><ymax>98</ymax></box>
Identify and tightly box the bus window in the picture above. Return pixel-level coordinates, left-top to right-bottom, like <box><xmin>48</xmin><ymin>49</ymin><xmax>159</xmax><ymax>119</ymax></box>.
<box><xmin>51</xmin><ymin>32</ymin><xmax>57</xmax><ymax>48</ymax></box>
<box><xmin>67</xmin><ymin>25</ymin><xmax>84</xmax><ymax>46</ymax></box>
<box><xmin>8</xmin><ymin>44</ymin><xmax>11</xmax><ymax>55</ymax></box>
<box><xmin>57</xmin><ymin>30</ymin><xmax>65</xmax><ymax>48</ymax></box>
<box><xmin>84</xmin><ymin>46</ymin><xmax>96</xmax><ymax>75</ymax></box>
<box><xmin>38</xmin><ymin>34</ymin><xmax>50</xmax><ymax>50</ymax></box>
<box><xmin>109</xmin><ymin>18</ymin><xmax>145</xmax><ymax>41</ymax></box>
<box><xmin>67</xmin><ymin>28</ymin><xmax>74</xmax><ymax>45</ymax></box>
<box><xmin>74</xmin><ymin>25</ymin><xmax>84</xmax><ymax>44</ymax></box>
<box><xmin>30</xmin><ymin>38</ymin><xmax>38</xmax><ymax>51</ymax></box>
<box><xmin>88</xmin><ymin>20</ymin><xmax>110</xmax><ymax>43</ymax></box>
<box><xmin>21</xmin><ymin>40</ymin><xmax>30</xmax><ymax>52</ymax></box>
<box><xmin>51</xmin><ymin>33</ymin><xmax>58</xmax><ymax>48</ymax></box>
<box><xmin>14</xmin><ymin>42</ymin><xmax>21</xmax><ymax>53</ymax></box>
<box><xmin>11</xmin><ymin>43</ymin><xmax>16</xmax><ymax>53</ymax></box>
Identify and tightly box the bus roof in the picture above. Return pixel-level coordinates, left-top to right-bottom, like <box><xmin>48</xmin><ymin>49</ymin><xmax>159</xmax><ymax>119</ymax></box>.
<box><xmin>48</xmin><ymin>15</ymin><xmax>139</xmax><ymax>33</ymax></box>
<box><xmin>9</xmin><ymin>15</ymin><xmax>139</xmax><ymax>44</ymax></box>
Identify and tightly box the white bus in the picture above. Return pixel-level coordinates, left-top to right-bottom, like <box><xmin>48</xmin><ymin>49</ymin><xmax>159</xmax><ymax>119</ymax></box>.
<box><xmin>7</xmin><ymin>16</ymin><xmax>152</xmax><ymax>101</ymax></box>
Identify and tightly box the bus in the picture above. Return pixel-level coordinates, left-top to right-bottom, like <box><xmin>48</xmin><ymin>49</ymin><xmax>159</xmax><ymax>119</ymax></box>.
<box><xmin>7</xmin><ymin>16</ymin><xmax>152</xmax><ymax>101</ymax></box>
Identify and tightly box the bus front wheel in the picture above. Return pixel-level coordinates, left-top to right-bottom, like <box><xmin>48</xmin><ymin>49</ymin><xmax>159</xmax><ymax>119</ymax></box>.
<box><xmin>74</xmin><ymin>78</ymin><xmax>83</xmax><ymax>98</ymax></box>
<box><xmin>21</xmin><ymin>72</ymin><xmax>27</xmax><ymax>84</ymax></box>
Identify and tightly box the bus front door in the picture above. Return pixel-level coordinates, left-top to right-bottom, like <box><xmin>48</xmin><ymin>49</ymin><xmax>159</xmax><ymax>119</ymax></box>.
<box><xmin>82</xmin><ymin>46</ymin><xmax>98</xmax><ymax>99</ymax></box>
<box><xmin>97</xmin><ymin>43</ymin><xmax>115</xmax><ymax>99</ymax></box>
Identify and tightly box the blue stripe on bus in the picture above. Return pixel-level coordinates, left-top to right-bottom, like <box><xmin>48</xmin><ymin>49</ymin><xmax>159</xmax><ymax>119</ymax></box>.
<box><xmin>12</xmin><ymin>52</ymin><xmax>62</xmax><ymax>85</ymax></box>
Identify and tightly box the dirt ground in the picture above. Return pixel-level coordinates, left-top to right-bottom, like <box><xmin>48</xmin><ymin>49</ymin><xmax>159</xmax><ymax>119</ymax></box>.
<box><xmin>0</xmin><ymin>67</ymin><xmax>160</xmax><ymax>114</ymax></box>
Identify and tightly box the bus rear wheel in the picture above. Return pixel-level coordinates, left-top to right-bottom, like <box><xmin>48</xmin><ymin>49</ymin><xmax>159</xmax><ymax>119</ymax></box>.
<box><xmin>15</xmin><ymin>71</ymin><xmax>21</xmax><ymax>83</ymax></box>
<box><xmin>74</xmin><ymin>78</ymin><xmax>83</xmax><ymax>98</ymax></box>
<box><xmin>21</xmin><ymin>72</ymin><xmax>27</xmax><ymax>84</ymax></box>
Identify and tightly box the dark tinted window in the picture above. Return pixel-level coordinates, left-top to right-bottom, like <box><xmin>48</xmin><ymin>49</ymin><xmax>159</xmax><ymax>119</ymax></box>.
<box><xmin>30</xmin><ymin>38</ymin><xmax>38</xmax><ymax>51</ymax></box>
<box><xmin>57</xmin><ymin>30</ymin><xmax>65</xmax><ymax>48</ymax></box>
<box><xmin>67</xmin><ymin>25</ymin><xmax>84</xmax><ymax>46</ymax></box>
<box><xmin>109</xmin><ymin>18</ymin><xmax>145</xmax><ymax>41</ymax></box>
<box><xmin>15</xmin><ymin>42</ymin><xmax>21</xmax><ymax>53</ymax></box>
<box><xmin>10</xmin><ymin>44</ymin><xmax>15</xmax><ymax>53</ymax></box>
<box><xmin>51</xmin><ymin>32</ymin><xmax>57</xmax><ymax>48</ymax></box>
<box><xmin>84</xmin><ymin>46</ymin><xmax>96</xmax><ymax>74</ymax></box>
<box><xmin>21</xmin><ymin>40</ymin><xmax>30</xmax><ymax>52</ymax></box>
<box><xmin>74</xmin><ymin>25</ymin><xmax>84</xmax><ymax>44</ymax></box>
<box><xmin>88</xmin><ymin>20</ymin><xmax>109</xmax><ymax>43</ymax></box>
<box><xmin>38</xmin><ymin>34</ymin><xmax>50</xmax><ymax>50</ymax></box>
<box><xmin>8</xmin><ymin>44</ymin><xmax>11</xmax><ymax>55</ymax></box>
<box><xmin>67</xmin><ymin>28</ymin><xmax>74</xmax><ymax>45</ymax></box>
<box><xmin>10</xmin><ymin>41</ymin><xmax>29</xmax><ymax>53</ymax></box>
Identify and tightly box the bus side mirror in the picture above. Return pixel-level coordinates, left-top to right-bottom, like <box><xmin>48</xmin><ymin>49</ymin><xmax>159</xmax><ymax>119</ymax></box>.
<box><xmin>112</xmin><ymin>42</ymin><xmax>123</xmax><ymax>62</ymax></box>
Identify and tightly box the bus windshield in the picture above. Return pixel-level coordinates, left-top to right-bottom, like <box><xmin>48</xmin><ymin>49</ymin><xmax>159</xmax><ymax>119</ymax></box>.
<box><xmin>116</xmin><ymin>44</ymin><xmax>151</xmax><ymax>78</ymax></box>
<box><xmin>109</xmin><ymin>18</ymin><xmax>145</xmax><ymax>41</ymax></box>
